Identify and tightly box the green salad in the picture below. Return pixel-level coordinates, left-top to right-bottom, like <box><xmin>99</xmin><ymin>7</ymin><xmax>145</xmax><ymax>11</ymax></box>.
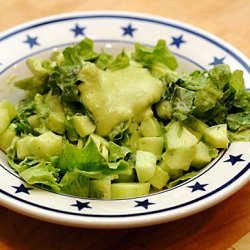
<box><xmin>0</xmin><ymin>38</ymin><xmax>249</xmax><ymax>199</ymax></box>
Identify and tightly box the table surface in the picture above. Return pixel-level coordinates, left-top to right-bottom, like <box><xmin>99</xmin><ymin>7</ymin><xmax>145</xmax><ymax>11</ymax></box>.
<box><xmin>0</xmin><ymin>0</ymin><xmax>249</xmax><ymax>249</ymax></box>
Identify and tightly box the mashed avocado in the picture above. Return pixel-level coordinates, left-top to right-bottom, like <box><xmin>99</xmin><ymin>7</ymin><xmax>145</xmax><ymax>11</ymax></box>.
<box><xmin>79</xmin><ymin>63</ymin><xmax>163</xmax><ymax>136</ymax></box>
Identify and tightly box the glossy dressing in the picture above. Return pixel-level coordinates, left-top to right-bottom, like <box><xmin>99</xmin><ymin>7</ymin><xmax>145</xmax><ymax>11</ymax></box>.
<box><xmin>78</xmin><ymin>63</ymin><xmax>163</xmax><ymax>136</ymax></box>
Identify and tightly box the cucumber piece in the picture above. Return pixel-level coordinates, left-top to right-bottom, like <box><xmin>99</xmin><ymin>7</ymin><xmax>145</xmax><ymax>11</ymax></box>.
<box><xmin>0</xmin><ymin>100</ymin><xmax>17</xmax><ymax>120</ymax></box>
<box><xmin>32</xmin><ymin>132</ymin><xmax>63</xmax><ymax>160</ymax></box>
<box><xmin>89</xmin><ymin>180</ymin><xmax>111</xmax><ymax>199</ymax></box>
<box><xmin>149</xmin><ymin>166</ymin><xmax>170</xmax><ymax>189</ymax></box>
<box><xmin>203</xmin><ymin>124</ymin><xmax>229</xmax><ymax>148</ymax></box>
<box><xmin>0</xmin><ymin>108</ymin><xmax>10</xmax><ymax>134</ymax></box>
<box><xmin>46</xmin><ymin>112</ymin><xmax>65</xmax><ymax>134</ymax></box>
<box><xmin>183</xmin><ymin>116</ymin><xmax>208</xmax><ymax>140</ymax></box>
<box><xmin>0</xmin><ymin>125</ymin><xmax>16</xmax><ymax>152</ymax></box>
<box><xmin>71</xmin><ymin>115</ymin><xmax>96</xmax><ymax>137</ymax></box>
<box><xmin>139</xmin><ymin>117</ymin><xmax>162</xmax><ymax>137</ymax></box>
<box><xmin>111</xmin><ymin>183</ymin><xmax>150</xmax><ymax>199</ymax></box>
<box><xmin>45</xmin><ymin>92</ymin><xmax>64</xmax><ymax>113</ymax></box>
<box><xmin>124</xmin><ymin>130</ymin><xmax>141</xmax><ymax>153</ymax></box>
<box><xmin>164</xmin><ymin>121</ymin><xmax>198</xmax><ymax>150</ymax></box>
<box><xmin>135</xmin><ymin>150</ymin><xmax>157</xmax><ymax>183</ymax></box>
<box><xmin>159</xmin><ymin>160</ymin><xmax>183</xmax><ymax>180</ymax></box>
<box><xmin>162</xmin><ymin>147</ymin><xmax>196</xmax><ymax>171</ymax></box>
<box><xmin>28</xmin><ymin>115</ymin><xmax>40</xmax><ymax>128</ymax></box>
<box><xmin>116</xmin><ymin>172</ymin><xmax>135</xmax><ymax>183</ymax></box>
<box><xmin>16</xmin><ymin>136</ymin><xmax>34</xmax><ymax>159</ymax></box>
<box><xmin>138</xmin><ymin>137</ymin><xmax>164</xmax><ymax>160</ymax></box>
<box><xmin>155</xmin><ymin>100</ymin><xmax>172</xmax><ymax>120</ymax></box>
<box><xmin>191</xmin><ymin>141</ymin><xmax>212</xmax><ymax>168</ymax></box>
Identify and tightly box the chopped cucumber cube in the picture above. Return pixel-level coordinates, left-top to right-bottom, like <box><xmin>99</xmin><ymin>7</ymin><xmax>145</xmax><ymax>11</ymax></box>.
<box><xmin>124</xmin><ymin>130</ymin><xmax>141</xmax><ymax>153</ymax></box>
<box><xmin>203</xmin><ymin>124</ymin><xmax>229</xmax><ymax>148</ymax></box>
<box><xmin>164</xmin><ymin>121</ymin><xmax>198</xmax><ymax>150</ymax></box>
<box><xmin>191</xmin><ymin>141</ymin><xmax>212</xmax><ymax>168</ymax></box>
<box><xmin>183</xmin><ymin>116</ymin><xmax>208</xmax><ymax>140</ymax></box>
<box><xmin>0</xmin><ymin>108</ymin><xmax>10</xmax><ymax>134</ymax></box>
<box><xmin>32</xmin><ymin>132</ymin><xmax>63</xmax><ymax>160</ymax></box>
<box><xmin>89</xmin><ymin>180</ymin><xmax>111</xmax><ymax>199</ymax></box>
<box><xmin>45</xmin><ymin>92</ymin><xmax>64</xmax><ymax>113</ymax></box>
<box><xmin>162</xmin><ymin>147</ymin><xmax>196</xmax><ymax>171</ymax></box>
<box><xmin>72</xmin><ymin>115</ymin><xmax>96</xmax><ymax>137</ymax></box>
<box><xmin>0</xmin><ymin>100</ymin><xmax>17</xmax><ymax>120</ymax></box>
<box><xmin>155</xmin><ymin>100</ymin><xmax>172</xmax><ymax>120</ymax></box>
<box><xmin>0</xmin><ymin>125</ymin><xmax>16</xmax><ymax>152</ymax></box>
<box><xmin>138</xmin><ymin>137</ymin><xmax>164</xmax><ymax>160</ymax></box>
<box><xmin>139</xmin><ymin>117</ymin><xmax>162</xmax><ymax>137</ymax></box>
<box><xmin>16</xmin><ymin>136</ymin><xmax>34</xmax><ymax>159</ymax></box>
<box><xmin>159</xmin><ymin>160</ymin><xmax>183</xmax><ymax>180</ymax></box>
<box><xmin>135</xmin><ymin>150</ymin><xmax>157</xmax><ymax>183</ymax></box>
<box><xmin>28</xmin><ymin>115</ymin><xmax>40</xmax><ymax>128</ymax></box>
<box><xmin>46</xmin><ymin>112</ymin><xmax>65</xmax><ymax>134</ymax></box>
<box><xmin>111</xmin><ymin>183</ymin><xmax>150</xmax><ymax>199</ymax></box>
<box><xmin>149</xmin><ymin>166</ymin><xmax>170</xmax><ymax>189</ymax></box>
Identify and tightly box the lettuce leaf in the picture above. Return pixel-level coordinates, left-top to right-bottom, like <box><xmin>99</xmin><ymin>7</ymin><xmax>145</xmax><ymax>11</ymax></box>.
<box><xmin>56</xmin><ymin>138</ymin><xmax>132</xmax><ymax>177</ymax></box>
<box><xmin>133</xmin><ymin>39</ymin><xmax>178</xmax><ymax>70</ymax></box>
<box><xmin>19</xmin><ymin>160</ymin><xmax>60</xmax><ymax>192</ymax></box>
<box><xmin>59</xmin><ymin>169</ymin><xmax>90</xmax><ymax>197</ymax></box>
<box><xmin>109</xmin><ymin>141</ymin><xmax>130</xmax><ymax>162</ymax></box>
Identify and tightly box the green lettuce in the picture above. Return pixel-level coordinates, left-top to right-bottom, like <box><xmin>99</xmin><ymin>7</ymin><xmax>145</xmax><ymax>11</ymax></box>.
<box><xmin>19</xmin><ymin>160</ymin><xmax>60</xmax><ymax>192</ymax></box>
<box><xmin>56</xmin><ymin>138</ymin><xmax>132</xmax><ymax>177</ymax></box>
<box><xmin>133</xmin><ymin>39</ymin><xmax>178</xmax><ymax>71</ymax></box>
<box><xmin>108</xmin><ymin>141</ymin><xmax>130</xmax><ymax>162</ymax></box>
<box><xmin>59</xmin><ymin>169</ymin><xmax>90</xmax><ymax>197</ymax></box>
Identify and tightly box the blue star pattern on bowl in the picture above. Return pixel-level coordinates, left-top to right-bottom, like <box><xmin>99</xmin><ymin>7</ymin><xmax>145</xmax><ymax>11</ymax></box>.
<box><xmin>187</xmin><ymin>182</ymin><xmax>208</xmax><ymax>192</ymax></box>
<box><xmin>71</xmin><ymin>200</ymin><xmax>92</xmax><ymax>211</ymax></box>
<box><xmin>23</xmin><ymin>35</ymin><xmax>40</xmax><ymax>48</ymax></box>
<box><xmin>170</xmin><ymin>35</ymin><xmax>186</xmax><ymax>48</ymax></box>
<box><xmin>70</xmin><ymin>23</ymin><xmax>86</xmax><ymax>37</ymax></box>
<box><xmin>224</xmin><ymin>154</ymin><xmax>245</xmax><ymax>166</ymax></box>
<box><xmin>121</xmin><ymin>23</ymin><xmax>137</xmax><ymax>37</ymax></box>
<box><xmin>209</xmin><ymin>56</ymin><xmax>226</xmax><ymax>66</ymax></box>
<box><xmin>134</xmin><ymin>199</ymin><xmax>155</xmax><ymax>209</ymax></box>
<box><xmin>12</xmin><ymin>184</ymin><xmax>32</xmax><ymax>194</ymax></box>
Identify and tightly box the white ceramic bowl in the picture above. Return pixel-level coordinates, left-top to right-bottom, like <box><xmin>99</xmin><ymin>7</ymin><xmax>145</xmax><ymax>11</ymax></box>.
<box><xmin>0</xmin><ymin>11</ymin><xmax>249</xmax><ymax>228</ymax></box>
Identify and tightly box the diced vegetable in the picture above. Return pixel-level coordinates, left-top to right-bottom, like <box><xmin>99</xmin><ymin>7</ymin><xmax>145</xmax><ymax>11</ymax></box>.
<box><xmin>162</xmin><ymin>147</ymin><xmax>196</xmax><ymax>171</ymax></box>
<box><xmin>203</xmin><ymin>124</ymin><xmax>229</xmax><ymax>148</ymax></box>
<box><xmin>0</xmin><ymin>100</ymin><xmax>17</xmax><ymax>120</ymax></box>
<box><xmin>135</xmin><ymin>150</ymin><xmax>157</xmax><ymax>183</ymax></box>
<box><xmin>138</xmin><ymin>137</ymin><xmax>163</xmax><ymax>160</ymax></box>
<box><xmin>32</xmin><ymin>132</ymin><xmax>63</xmax><ymax>160</ymax></box>
<box><xmin>149</xmin><ymin>166</ymin><xmax>170</xmax><ymax>189</ymax></box>
<box><xmin>139</xmin><ymin>117</ymin><xmax>163</xmax><ymax>137</ymax></box>
<box><xmin>0</xmin><ymin>108</ymin><xmax>10</xmax><ymax>134</ymax></box>
<box><xmin>71</xmin><ymin>115</ymin><xmax>96</xmax><ymax>137</ymax></box>
<box><xmin>164</xmin><ymin>121</ymin><xmax>199</xmax><ymax>150</ymax></box>
<box><xmin>111</xmin><ymin>183</ymin><xmax>150</xmax><ymax>199</ymax></box>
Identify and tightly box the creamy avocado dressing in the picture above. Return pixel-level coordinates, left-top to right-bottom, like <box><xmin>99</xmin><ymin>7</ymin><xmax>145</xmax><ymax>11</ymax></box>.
<box><xmin>78</xmin><ymin>63</ymin><xmax>164</xmax><ymax>136</ymax></box>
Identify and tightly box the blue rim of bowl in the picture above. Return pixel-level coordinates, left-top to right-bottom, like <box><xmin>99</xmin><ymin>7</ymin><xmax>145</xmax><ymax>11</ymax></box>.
<box><xmin>0</xmin><ymin>13</ymin><xmax>249</xmax><ymax>221</ymax></box>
